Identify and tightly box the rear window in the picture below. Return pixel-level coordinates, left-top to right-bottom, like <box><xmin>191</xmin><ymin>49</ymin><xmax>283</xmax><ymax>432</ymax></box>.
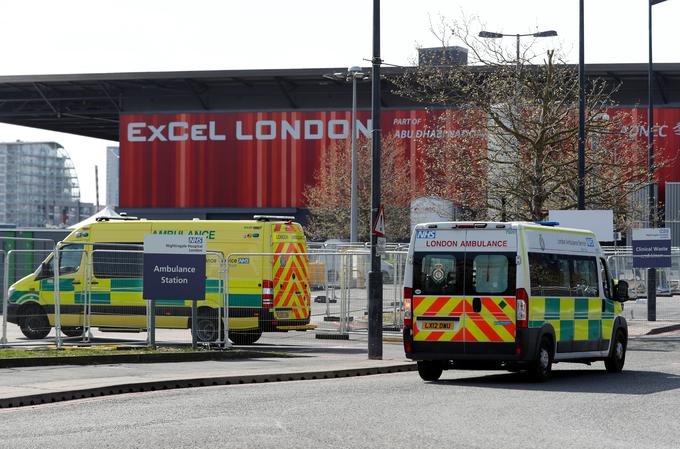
<box><xmin>413</xmin><ymin>252</ymin><xmax>516</xmax><ymax>296</ymax></box>
<box><xmin>414</xmin><ymin>254</ymin><xmax>464</xmax><ymax>295</ymax></box>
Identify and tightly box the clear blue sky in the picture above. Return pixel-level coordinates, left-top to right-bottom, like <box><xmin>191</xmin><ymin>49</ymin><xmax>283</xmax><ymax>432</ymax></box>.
<box><xmin>0</xmin><ymin>0</ymin><xmax>677</xmax><ymax>203</ymax></box>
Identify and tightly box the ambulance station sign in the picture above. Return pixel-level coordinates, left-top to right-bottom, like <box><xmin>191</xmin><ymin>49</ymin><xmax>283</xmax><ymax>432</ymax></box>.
<box><xmin>143</xmin><ymin>234</ymin><xmax>207</xmax><ymax>300</ymax></box>
<box><xmin>632</xmin><ymin>228</ymin><xmax>671</xmax><ymax>269</ymax></box>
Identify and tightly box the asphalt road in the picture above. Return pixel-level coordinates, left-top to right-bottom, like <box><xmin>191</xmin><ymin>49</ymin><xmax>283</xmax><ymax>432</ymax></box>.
<box><xmin>2</xmin><ymin>340</ymin><xmax>680</xmax><ymax>449</ymax></box>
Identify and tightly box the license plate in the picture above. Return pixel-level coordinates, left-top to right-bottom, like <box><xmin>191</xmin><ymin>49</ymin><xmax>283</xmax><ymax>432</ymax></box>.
<box><xmin>277</xmin><ymin>311</ymin><xmax>290</xmax><ymax>319</ymax></box>
<box><xmin>421</xmin><ymin>321</ymin><xmax>454</xmax><ymax>330</ymax></box>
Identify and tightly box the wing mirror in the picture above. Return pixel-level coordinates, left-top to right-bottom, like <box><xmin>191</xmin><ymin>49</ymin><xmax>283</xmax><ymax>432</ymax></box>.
<box><xmin>614</xmin><ymin>280</ymin><xmax>630</xmax><ymax>302</ymax></box>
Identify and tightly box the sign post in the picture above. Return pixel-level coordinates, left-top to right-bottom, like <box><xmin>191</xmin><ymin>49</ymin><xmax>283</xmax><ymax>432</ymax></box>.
<box><xmin>632</xmin><ymin>227</ymin><xmax>671</xmax><ymax>321</ymax></box>
<box><xmin>373</xmin><ymin>205</ymin><xmax>387</xmax><ymax>256</ymax></box>
<box><xmin>144</xmin><ymin>235</ymin><xmax>207</xmax><ymax>348</ymax></box>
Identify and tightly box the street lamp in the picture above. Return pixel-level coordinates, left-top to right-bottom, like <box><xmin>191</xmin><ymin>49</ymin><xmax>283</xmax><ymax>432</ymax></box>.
<box><xmin>478</xmin><ymin>29</ymin><xmax>557</xmax><ymax>66</ymax></box>
<box><xmin>479</xmin><ymin>29</ymin><xmax>557</xmax><ymax>220</ymax></box>
<box><xmin>323</xmin><ymin>67</ymin><xmax>368</xmax><ymax>244</ymax></box>
<box><xmin>648</xmin><ymin>0</ymin><xmax>670</xmax><ymax>321</ymax></box>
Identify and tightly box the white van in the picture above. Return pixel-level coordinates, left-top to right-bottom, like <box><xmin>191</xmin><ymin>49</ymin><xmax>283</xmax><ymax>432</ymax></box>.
<box><xmin>403</xmin><ymin>221</ymin><xmax>630</xmax><ymax>381</ymax></box>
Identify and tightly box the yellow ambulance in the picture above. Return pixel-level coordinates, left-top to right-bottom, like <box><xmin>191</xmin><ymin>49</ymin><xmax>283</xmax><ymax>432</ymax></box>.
<box><xmin>6</xmin><ymin>216</ymin><xmax>312</xmax><ymax>345</ymax></box>
<box><xmin>403</xmin><ymin>221</ymin><xmax>631</xmax><ymax>381</ymax></box>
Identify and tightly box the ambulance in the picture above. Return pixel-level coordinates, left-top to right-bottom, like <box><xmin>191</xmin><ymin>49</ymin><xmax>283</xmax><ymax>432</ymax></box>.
<box><xmin>7</xmin><ymin>216</ymin><xmax>312</xmax><ymax>345</ymax></box>
<box><xmin>403</xmin><ymin>221</ymin><xmax>630</xmax><ymax>381</ymax></box>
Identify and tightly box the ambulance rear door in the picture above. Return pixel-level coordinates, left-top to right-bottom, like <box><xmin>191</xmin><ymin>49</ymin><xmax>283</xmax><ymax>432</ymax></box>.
<box><xmin>463</xmin><ymin>227</ymin><xmax>518</xmax><ymax>353</ymax></box>
<box><xmin>411</xmin><ymin>228</ymin><xmax>467</xmax><ymax>350</ymax></box>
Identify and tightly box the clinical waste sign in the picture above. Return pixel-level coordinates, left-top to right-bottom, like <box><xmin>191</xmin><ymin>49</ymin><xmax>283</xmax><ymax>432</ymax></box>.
<box><xmin>143</xmin><ymin>234</ymin><xmax>207</xmax><ymax>300</ymax></box>
<box><xmin>632</xmin><ymin>228</ymin><xmax>671</xmax><ymax>269</ymax></box>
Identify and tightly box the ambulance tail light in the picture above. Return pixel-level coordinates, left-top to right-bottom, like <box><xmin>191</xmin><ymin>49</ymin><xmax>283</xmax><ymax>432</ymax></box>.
<box><xmin>262</xmin><ymin>280</ymin><xmax>274</xmax><ymax>308</ymax></box>
<box><xmin>404</xmin><ymin>287</ymin><xmax>413</xmax><ymax>328</ymax></box>
<box><xmin>516</xmin><ymin>288</ymin><xmax>529</xmax><ymax>328</ymax></box>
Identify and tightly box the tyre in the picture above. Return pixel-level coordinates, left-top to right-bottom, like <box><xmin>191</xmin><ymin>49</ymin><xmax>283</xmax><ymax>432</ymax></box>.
<box><xmin>62</xmin><ymin>327</ymin><xmax>84</xmax><ymax>338</ymax></box>
<box><xmin>19</xmin><ymin>304</ymin><xmax>51</xmax><ymax>340</ymax></box>
<box><xmin>529</xmin><ymin>336</ymin><xmax>553</xmax><ymax>382</ymax></box>
<box><xmin>605</xmin><ymin>329</ymin><xmax>627</xmax><ymax>373</ymax></box>
<box><xmin>417</xmin><ymin>361</ymin><xmax>443</xmax><ymax>381</ymax></box>
<box><xmin>229</xmin><ymin>330</ymin><xmax>263</xmax><ymax>345</ymax></box>
<box><xmin>194</xmin><ymin>316</ymin><xmax>220</xmax><ymax>342</ymax></box>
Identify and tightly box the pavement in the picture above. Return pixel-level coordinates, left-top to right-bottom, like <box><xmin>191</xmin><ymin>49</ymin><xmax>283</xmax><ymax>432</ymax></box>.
<box><xmin>2</xmin><ymin>315</ymin><xmax>680</xmax><ymax>410</ymax></box>
<box><xmin>0</xmin><ymin>333</ymin><xmax>415</xmax><ymax>409</ymax></box>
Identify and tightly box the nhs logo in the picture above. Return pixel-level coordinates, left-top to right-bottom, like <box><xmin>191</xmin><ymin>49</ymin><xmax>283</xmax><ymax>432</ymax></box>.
<box><xmin>416</xmin><ymin>230</ymin><xmax>437</xmax><ymax>239</ymax></box>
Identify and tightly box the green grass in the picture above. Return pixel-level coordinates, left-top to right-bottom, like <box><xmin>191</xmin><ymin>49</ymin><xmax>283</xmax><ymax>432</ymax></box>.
<box><xmin>0</xmin><ymin>346</ymin><xmax>198</xmax><ymax>359</ymax></box>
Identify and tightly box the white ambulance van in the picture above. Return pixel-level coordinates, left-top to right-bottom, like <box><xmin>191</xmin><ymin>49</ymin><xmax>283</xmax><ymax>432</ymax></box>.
<box><xmin>403</xmin><ymin>221</ymin><xmax>630</xmax><ymax>382</ymax></box>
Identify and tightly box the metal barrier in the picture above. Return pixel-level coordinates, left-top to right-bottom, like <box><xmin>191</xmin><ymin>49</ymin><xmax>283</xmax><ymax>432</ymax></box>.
<box><xmin>2</xmin><ymin>241</ymin><xmax>408</xmax><ymax>349</ymax></box>
<box><xmin>225</xmin><ymin>249</ymin><xmax>408</xmax><ymax>343</ymax></box>
<box><xmin>1</xmin><ymin>237</ymin><xmax>61</xmax><ymax>348</ymax></box>
<box><xmin>1</xmin><ymin>241</ymin><xmax>231</xmax><ymax>349</ymax></box>
<box><xmin>606</xmin><ymin>252</ymin><xmax>680</xmax><ymax>335</ymax></box>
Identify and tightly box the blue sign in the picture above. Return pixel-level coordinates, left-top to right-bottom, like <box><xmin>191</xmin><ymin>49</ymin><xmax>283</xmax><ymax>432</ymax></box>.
<box><xmin>632</xmin><ymin>228</ymin><xmax>671</xmax><ymax>269</ymax></box>
<box><xmin>143</xmin><ymin>235</ymin><xmax>207</xmax><ymax>301</ymax></box>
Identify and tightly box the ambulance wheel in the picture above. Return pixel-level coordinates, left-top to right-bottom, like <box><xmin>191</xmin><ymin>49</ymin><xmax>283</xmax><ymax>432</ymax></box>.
<box><xmin>605</xmin><ymin>329</ymin><xmax>627</xmax><ymax>373</ymax></box>
<box><xmin>417</xmin><ymin>361</ymin><xmax>443</xmax><ymax>381</ymax></box>
<box><xmin>62</xmin><ymin>327</ymin><xmax>84</xmax><ymax>338</ymax></box>
<box><xmin>529</xmin><ymin>337</ymin><xmax>553</xmax><ymax>382</ymax></box>
<box><xmin>18</xmin><ymin>304</ymin><xmax>51</xmax><ymax>340</ymax></box>
<box><xmin>195</xmin><ymin>317</ymin><xmax>220</xmax><ymax>342</ymax></box>
<box><xmin>229</xmin><ymin>330</ymin><xmax>262</xmax><ymax>345</ymax></box>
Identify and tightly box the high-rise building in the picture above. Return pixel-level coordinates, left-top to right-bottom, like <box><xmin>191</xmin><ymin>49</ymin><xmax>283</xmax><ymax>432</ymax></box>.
<box><xmin>106</xmin><ymin>146</ymin><xmax>119</xmax><ymax>207</ymax></box>
<box><xmin>0</xmin><ymin>141</ymin><xmax>81</xmax><ymax>227</ymax></box>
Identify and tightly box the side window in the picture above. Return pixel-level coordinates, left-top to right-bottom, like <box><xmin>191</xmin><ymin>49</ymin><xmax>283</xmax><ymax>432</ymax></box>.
<box><xmin>93</xmin><ymin>244</ymin><xmax>144</xmax><ymax>278</ymax></box>
<box><xmin>413</xmin><ymin>253</ymin><xmax>463</xmax><ymax>295</ymax></box>
<box><xmin>529</xmin><ymin>253</ymin><xmax>570</xmax><ymax>296</ymax></box>
<box><xmin>470</xmin><ymin>253</ymin><xmax>516</xmax><ymax>295</ymax></box>
<box><xmin>59</xmin><ymin>244</ymin><xmax>84</xmax><ymax>275</ymax></box>
<box><xmin>571</xmin><ymin>256</ymin><xmax>599</xmax><ymax>297</ymax></box>
<box><xmin>599</xmin><ymin>257</ymin><xmax>613</xmax><ymax>299</ymax></box>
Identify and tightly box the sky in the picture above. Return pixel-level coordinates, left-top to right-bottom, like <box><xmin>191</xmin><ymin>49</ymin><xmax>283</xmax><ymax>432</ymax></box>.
<box><xmin>0</xmin><ymin>0</ymin><xmax>678</xmax><ymax>204</ymax></box>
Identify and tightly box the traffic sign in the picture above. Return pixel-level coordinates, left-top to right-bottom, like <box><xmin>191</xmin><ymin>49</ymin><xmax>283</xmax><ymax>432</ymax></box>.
<box><xmin>143</xmin><ymin>234</ymin><xmax>207</xmax><ymax>300</ymax></box>
<box><xmin>373</xmin><ymin>205</ymin><xmax>386</xmax><ymax>237</ymax></box>
<box><xmin>632</xmin><ymin>228</ymin><xmax>671</xmax><ymax>268</ymax></box>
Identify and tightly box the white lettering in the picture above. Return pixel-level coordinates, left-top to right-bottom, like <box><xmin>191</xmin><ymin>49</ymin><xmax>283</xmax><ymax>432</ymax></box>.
<box><xmin>128</xmin><ymin>122</ymin><xmax>146</xmax><ymax>142</ymax></box>
<box><xmin>191</xmin><ymin>124</ymin><xmax>208</xmax><ymax>141</ymax></box>
<box><xmin>256</xmin><ymin>120</ymin><xmax>277</xmax><ymax>140</ymax></box>
<box><xmin>148</xmin><ymin>125</ymin><xmax>167</xmax><ymax>142</ymax></box>
<box><xmin>168</xmin><ymin>122</ymin><xmax>188</xmax><ymax>141</ymax></box>
<box><xmin>281</xmin><ymin>120</ymin><xmax>300</xmax><ymax>139</ymax></box>
<box><xmin>236</xmin><ymin>121</ymin><xmax>253</xmax><ymax>140</ymax></box>
<box><xmin>305</xmin><ymin>120</ymin><xmax>323</xmax><ymax>139</ymax></box>
<box><xmin>328</xmin><ymin>119</ymin><xmax>349</xmax><ymax>139</ymax></box>
<box><xmin>357</xmin><ymin>119</ymin><xmax>372</xmax><ymax>138</ymax></box>
<box><xmin>209</xmin><ymin>121</ymin><xmax>226</xmax><ymax>141</ymax></box>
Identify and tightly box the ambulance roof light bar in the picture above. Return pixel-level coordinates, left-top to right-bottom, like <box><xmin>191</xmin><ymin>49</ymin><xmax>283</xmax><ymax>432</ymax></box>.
<box><xmin>254</xmin><ymin>215</ymin><xmax>296</xmax><ymax>222</ymax></box>
<box><xmin>535</xmin><ymin>221</ymin><xmax>560</xmax><ymax>227</ymax></box>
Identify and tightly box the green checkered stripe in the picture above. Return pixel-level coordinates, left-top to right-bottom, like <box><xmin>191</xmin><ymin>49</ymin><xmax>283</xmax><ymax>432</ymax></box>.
<box><xmin>529</xmin><ymin>297</ymin><xmax>617</xmax><ymax>342</ymax></box>
<box><xmin>15</xmin><ymin>279</ymin><xmax>261</xmax><ymax>307</ymax></box>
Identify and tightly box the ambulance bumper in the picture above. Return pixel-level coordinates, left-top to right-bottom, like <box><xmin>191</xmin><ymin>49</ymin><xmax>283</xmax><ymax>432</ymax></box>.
<box><xmin>404</xmin><ymin>328</ymin><xmax>541</xmax><ymax>362</ymax></box>
<box><xmin>6</xmin><ymin>303</ymin><xmax>19</xmax><ymax>325</ymax></box>
<box><xmin>259</xmin><ymin>308</ymin><xmax>311</xmax><ymax>332</ymax></box>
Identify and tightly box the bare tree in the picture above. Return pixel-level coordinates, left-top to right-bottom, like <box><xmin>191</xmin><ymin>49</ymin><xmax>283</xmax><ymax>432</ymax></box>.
<box><xmin>303</xmin><ymin>135</ymin><xmax>413</xmax><ymax>242</ymax></box>
<box><xmin>394</xmin><ymin>15</ymin><xmax>666</xmax><ymax>229</ymax></box>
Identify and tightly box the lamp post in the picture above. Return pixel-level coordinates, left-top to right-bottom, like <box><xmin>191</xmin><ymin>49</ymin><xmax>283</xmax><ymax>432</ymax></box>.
<box><xmin>648</xmin><ymin>0</ymin><xmax>669</xmax><ymax>321</ymax></box>
<box><xmin>323</xmin><ymin>67</ymin><xmax>367</xmax><ymax>244</ymax></box>
<box><xmin>478</xmin><ymin>30</ymin><xmax>558</xmax><ymax>67</ymax></box>
<box><xmin>368</xmin><ymin>0</ymin><xmax>382</xmax><ymax>360</ymax></box>
<box><xmin>578</xmin><ymin>0</ymin><xmax>585</xmax><ymax>210</ymax></box>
